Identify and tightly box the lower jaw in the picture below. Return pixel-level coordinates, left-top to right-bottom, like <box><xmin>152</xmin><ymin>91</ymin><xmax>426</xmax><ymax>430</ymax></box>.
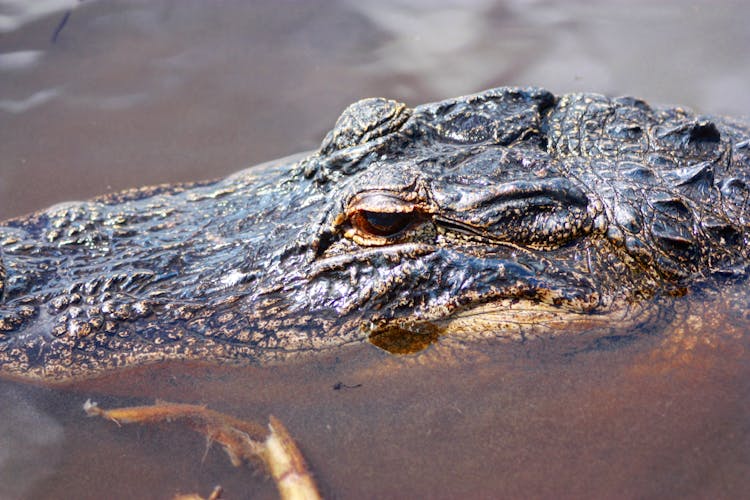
<box><xmin>368</xmin><ymin>297</ymin><xmax>654</xmax><ymax>355</ymax></box>
<box><xmin>438</xmin><ymin>299</ymin><xmax>617</xmax><ymax>341</ymax></box>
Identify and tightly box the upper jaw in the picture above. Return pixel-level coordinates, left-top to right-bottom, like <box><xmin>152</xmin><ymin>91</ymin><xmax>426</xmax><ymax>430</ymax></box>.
<box><xmin>304</xmin><ymin>235</ymin><xmax>602</xmax><ymax>327</ymax></box>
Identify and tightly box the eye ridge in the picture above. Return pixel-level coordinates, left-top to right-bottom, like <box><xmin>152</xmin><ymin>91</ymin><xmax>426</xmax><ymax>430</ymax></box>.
<box><xmin>353</xmin><ymin>210</ymin><xmax>414</xmax><ymax>237</ymax></box>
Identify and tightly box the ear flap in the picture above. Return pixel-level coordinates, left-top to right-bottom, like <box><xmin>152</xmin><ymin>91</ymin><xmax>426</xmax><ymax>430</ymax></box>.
<box><xmin>410</xmin><ymin>87</ymin><xmax>555</xmax><ymax>146</ymax></box>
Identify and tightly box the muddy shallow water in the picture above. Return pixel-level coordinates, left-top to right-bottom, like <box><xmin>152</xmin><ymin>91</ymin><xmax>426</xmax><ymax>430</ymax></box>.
<box><xmin>1</xmin><ymin>1</ymin><xmax>750</xmax><ymax>498</ymax></box>
<box><xmin>3</xmin><ymin>286</ymin><xmax>749</xmax><ymax>499</ymax></box>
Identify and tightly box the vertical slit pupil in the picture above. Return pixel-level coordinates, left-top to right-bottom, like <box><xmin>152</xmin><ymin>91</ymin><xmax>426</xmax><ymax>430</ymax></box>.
<box><xmin>357</xmin><ymin>211</ymin><xmax>413</xmax><ymax>236</ymax></box>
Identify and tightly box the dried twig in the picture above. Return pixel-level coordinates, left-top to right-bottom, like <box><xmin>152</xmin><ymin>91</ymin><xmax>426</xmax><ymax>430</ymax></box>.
<box><xmin>84</xmin><ymin>400</ymin><xmax>321</xmax><ymax>500</ymax></box>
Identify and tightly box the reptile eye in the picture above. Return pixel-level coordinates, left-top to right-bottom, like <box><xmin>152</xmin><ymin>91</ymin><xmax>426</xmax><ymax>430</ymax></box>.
<box><xmin>352</xmin><ymin>210</ymin><xmax>413</xmax><ymax>237</ymax></box>
<box><xmin>344</xmin><ymin>192</ymin><xmax>428</xmax><ymax>244</ymax></box>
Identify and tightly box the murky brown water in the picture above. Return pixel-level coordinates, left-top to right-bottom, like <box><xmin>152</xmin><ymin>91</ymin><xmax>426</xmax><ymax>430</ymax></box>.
<box><xmin>1</xmin><ymin>1</ymin><xmax>750</xmax><ymax>498</ymax></box>
<box><xmin>3</xmin><ymin>287</ymin><xmax>749</xmax><ymax>499</ymax></box>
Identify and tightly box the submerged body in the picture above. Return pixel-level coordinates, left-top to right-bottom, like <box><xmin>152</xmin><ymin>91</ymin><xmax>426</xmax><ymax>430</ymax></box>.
<box><xmin>1</xmin><ymin>87</ymin><xmax>749</xmax><ymax>381</ymax></box>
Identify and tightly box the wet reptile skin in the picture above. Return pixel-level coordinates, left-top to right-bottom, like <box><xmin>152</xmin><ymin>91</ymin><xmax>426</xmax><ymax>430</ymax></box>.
<box><xmin>1</xmin><ymin>87</ymin><xmax>749</xmax><ymax>381</ymax></box>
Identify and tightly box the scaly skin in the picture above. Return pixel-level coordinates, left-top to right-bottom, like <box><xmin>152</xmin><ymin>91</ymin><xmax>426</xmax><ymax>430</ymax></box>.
<box><xmin>1</xmin><ymin>87</ymin><xmax>749</xmax><ymax>381</ymax></box>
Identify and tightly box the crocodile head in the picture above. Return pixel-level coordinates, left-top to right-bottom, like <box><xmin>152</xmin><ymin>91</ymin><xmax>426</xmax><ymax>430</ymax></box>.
<box><xmin>1</xmin><ymin>87</ymin><xmax>749</xmax><ymax>381</ymax></box>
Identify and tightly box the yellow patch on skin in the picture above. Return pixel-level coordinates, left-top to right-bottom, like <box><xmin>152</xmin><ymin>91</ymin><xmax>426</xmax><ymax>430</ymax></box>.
<box><xmin>436</xmin><ymin>298</ymin><xmax>638</xmax><ymax>341</ymax></box>
<box><xmin>366</xmin><ymin>296</ymin><xmax>648</xmax><ymax>357</ymax></box>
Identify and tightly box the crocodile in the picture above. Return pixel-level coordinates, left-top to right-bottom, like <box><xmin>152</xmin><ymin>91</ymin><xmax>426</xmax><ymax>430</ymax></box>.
<box><xmin>1</xmin><ymin>86</ymin><xmax>749</xmax><ymax>382</ymax></box>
